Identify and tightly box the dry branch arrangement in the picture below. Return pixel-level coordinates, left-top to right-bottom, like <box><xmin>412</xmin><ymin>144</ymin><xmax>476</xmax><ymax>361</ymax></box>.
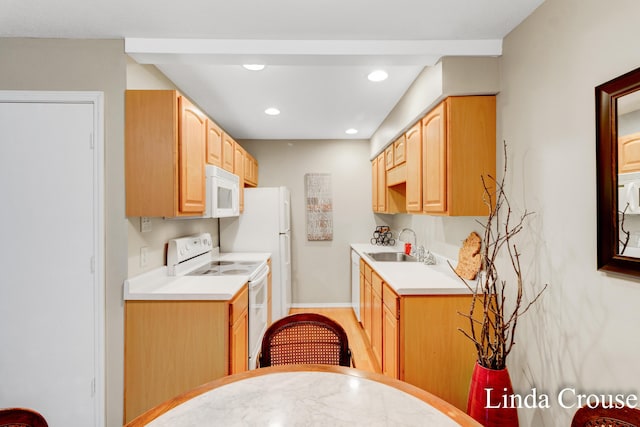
<box><xmin>453</xmin><ymin>142</ymin><xmax>547</xmax><ymax>370</ymax></box>
<box><xmin>620</xmin><ymin>203</ymin><xmax>630</xmax><ymax>255</ymax></box>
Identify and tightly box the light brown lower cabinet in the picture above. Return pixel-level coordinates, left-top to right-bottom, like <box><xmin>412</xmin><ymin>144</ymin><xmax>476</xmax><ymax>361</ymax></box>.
<box><xmin>360</xmin><ymin>260</ymin><xmax>476</xmax><ymax>411</ymax></box>
<box><xmin>123</xmin><ymin>285</ymin><xmax>249</xmax><ymax>424</ymax></box>
<box><xmin>382</xmin><ymin>283</ymin><xmax>399</xmax><ymax>379</ymax></box>
<box><xmin>370</xmin><ymin>271</ymin><xmax>384</xmax><ymax>366</ymax></box>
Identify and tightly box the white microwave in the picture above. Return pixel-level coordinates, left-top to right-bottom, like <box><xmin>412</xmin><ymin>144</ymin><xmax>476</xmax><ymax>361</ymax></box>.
<box><xmin>205</xmin><ymin>165</ymin><xmax>240</xmax><ymax>218</ymax></box>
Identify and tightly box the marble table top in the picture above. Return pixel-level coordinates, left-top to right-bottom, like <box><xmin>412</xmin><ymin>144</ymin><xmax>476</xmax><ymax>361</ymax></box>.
<box><xmin>129</xmin><ymin>366</ymin><xmax>480</xmax><ymax>427</ymax></box>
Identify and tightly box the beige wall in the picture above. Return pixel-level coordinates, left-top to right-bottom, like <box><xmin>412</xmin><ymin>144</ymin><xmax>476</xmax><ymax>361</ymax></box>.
<box><xmin>0</xmin><ymin>38</ymin><xmax>127</xmax><ymax>426</ymax></box>
<box><xmin>240</xmin><ymin>139</ymin><xmax>384</xmax><ymax>305</ymax></box>
<box><xmin>498</xmin><ymin>0</ymin><xmax>640</xmax><ymax>424</ymax></box>
<box><xmin>125</xmin><ymin>58</ymin><xmax>219</xmax><ymax>277</ymax></box>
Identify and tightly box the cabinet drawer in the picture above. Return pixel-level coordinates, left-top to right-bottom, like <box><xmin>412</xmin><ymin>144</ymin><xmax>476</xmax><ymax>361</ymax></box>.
<box><xmin>371</xmin><ymin>271</ymin><xmax>383</xmax><ymax>296</ymax></box>
<box><xmin>230</xmin><ymin>285</ymin><xmax>248</xmax><ymax>325</ymax></box>
<box><xmin>383</xmin><ymin>283</ymin><xmax>399</xmax><ymax>316</ymax></box>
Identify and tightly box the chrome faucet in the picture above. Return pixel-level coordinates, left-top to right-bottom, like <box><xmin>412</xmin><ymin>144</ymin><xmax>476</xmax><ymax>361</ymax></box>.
<box><xmin>399</xmin><ymin>228</ymin><xmax>417</xmax><ymax>256</ymax></box>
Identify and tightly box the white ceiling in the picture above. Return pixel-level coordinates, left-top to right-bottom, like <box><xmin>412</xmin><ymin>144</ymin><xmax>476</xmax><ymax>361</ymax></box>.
<box><xmin>2</xmin><ymin>0</ymin><xmax>544</xmax><ymax>140</ymax></box>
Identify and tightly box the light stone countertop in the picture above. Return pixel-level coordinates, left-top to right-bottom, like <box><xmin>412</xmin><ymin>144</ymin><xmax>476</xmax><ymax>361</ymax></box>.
<box><xmin>123</xmin><ymin>252</ymin><xmax>271</xmax><ymax>301</ymax></box>
<box><xmin>351</xmin><ymin>243</ymin><xmax>475</xmax><ymax>296</ymax></box>
<box><xmin>142</xmin><ymin>368</ymin><xmax>474</xmax><ymax>427</ymax></box>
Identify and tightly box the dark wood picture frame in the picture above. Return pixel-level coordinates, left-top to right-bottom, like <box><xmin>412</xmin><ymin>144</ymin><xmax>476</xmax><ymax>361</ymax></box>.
<box><xmin>596</xmin><ymin>65</ymin><xmax>640</xmax><ymax>277</ymax></box>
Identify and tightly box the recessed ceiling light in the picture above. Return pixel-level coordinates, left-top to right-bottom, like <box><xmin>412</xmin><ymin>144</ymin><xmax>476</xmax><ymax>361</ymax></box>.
<box><xmin>345</xmin><ymin>128</ymin><xmax>358</xmax><ymax>135</ymax></box>
<box><xmin>368</xmin><ymin>70</ymin><xmax>388</xmax><ymax>82</ymax></box>
<box><xmin>264</xmin><ymin>107</ymin><xmax>280</xmax><ymax>116</ymax></box>
<box><xmin>243</xmin><ymin>64</ymin><xmax>265</xmax><ymax>71</ymax></box>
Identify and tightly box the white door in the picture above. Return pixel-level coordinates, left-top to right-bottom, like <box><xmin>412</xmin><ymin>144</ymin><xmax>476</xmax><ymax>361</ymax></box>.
<box><xmin>0</xmin><ymin>92</ymin><xmax>104</xmax><ymax>426</ymax></box>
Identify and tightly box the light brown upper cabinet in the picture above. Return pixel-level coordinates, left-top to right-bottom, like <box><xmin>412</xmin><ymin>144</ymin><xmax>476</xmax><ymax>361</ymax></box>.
<box><xmin>371</xmin><ymin>156</ymin><xmax>378</xmax><ymax>211</ymax></box>
<box><xmin>385</xmin><ymin>135</ymin><xmax>406</xmax><ymax>171</ymax></box>
<box><xmin>619</xmin><ymin>132</ymin><xmax>640</xmax><ymax>173</ymax></box>
<box><xmin>222</xmin><ymin>133</ymin><xmax>235</xmax><ymax>172</ymax></box>
<box><xmin>385</xmin><ymin>145</ymin><xmax>394</xmax><ymax>170</ymax></box>
<box><xmin>371</xmin><ymin>152</ymin><xmax>388</xmax><ymax>213</ymax></box>
<box><xmin>376</xmin><ymin>152</ymin><xmax>387</xmax><ymax>212</ymax></box>
<box><xmin>244</xmin><ymin>151</ymin><xmax>259</xmax><ymax>187</ymax></box>
<box><xmin>125</xmin><ymin>90</ymin><xmax>206</xmax><ymax>217</ymax></box>
<box><xmin>422</xmin><ymin>101</ymin><xmax>447</xmax><ymax>213</ymax></box>
<box><xmin>405</xmin><ymin>122</ymin><xmax>422</xmax><ymax>212</ymax></box>
<box><xmin>206</xmin><ymin>119</ymin><xmax>223</xmax><ymax>167</ymax></box>
<box><xmin>422</xmin><ymin>96</ymin><xmax>496</xmax><ymax>216</ymax></box>
<box><xmin>393</xmin><ymin>135</ymin><xmax>406</xmax><ymax>166</ymax></box>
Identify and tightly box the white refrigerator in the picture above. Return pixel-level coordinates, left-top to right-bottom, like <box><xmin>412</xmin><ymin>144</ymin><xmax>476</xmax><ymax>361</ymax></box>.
<box><xmin>220</xmin><ymin>187</ymin><xmax>292</xmax><ymax>321</ymax></box>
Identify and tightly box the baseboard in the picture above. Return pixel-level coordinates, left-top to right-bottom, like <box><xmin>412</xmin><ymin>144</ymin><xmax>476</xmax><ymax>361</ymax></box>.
<box><xmin>290</xmin><ymin>303</ymin><xmax>353</xmax><ymax>309</ymax></box>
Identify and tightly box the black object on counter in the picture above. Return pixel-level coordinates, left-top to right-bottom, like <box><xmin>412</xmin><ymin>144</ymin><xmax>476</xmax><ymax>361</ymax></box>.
<box><xmin>370</xmin><ymin>226</ymin><xmax>395</xmax><ymax>246</ymax></box>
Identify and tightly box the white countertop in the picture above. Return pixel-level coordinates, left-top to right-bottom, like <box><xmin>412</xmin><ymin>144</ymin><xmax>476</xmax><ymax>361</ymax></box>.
<box><xmin>144</xmin><ymin>370</ymin><xmax>466</xmax><ymax>427</ymax></box>
<box><xmin>123</xmin><ymin>252</ymin><xmax>271</xmax><ymax>301</ymax></box>
<box><xmin>351</xmin><ymin>243</ymin><xmax>474</xmax><ymax>296</ymax></box>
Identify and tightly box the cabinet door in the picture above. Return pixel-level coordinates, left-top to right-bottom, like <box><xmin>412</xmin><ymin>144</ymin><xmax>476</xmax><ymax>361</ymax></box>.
<box><xmin>363</xmin><ymin>276</ymin><xmax>372</xmax><ymax>341</ymax></box>
<box><xmin>382</xmin><ymin>304</ymin><xmax>399</xmax><ymax>379</ymax></box>
<box><xmin>359</xmin><ymin>268</ymin><xmax>366</xmax><ymax>325</ymax></box>
<box><xmin>178</xmin><ymin>96</ymin><xmax>207</xmax><ymax>214</ymax></box>
<box><xmin>385</xmin><ymin>145</ymin><xmax>394</xmax><ymax>170</ymax></box>
<box><xmin>376</xmin><ymin>153</ymin><xmax>387</xmax><ymax>212</ymax></box>
<box><xmin>371</xmin><ymin>157</ymin><xmax>378</xmax><ymax>212</ymax></box>
<box><xmin>222</xmin><ymin>133</ymin><xmax>235</xmax><ymax>172</ymax></box>
<box><xmin>422</xmin><ymin>101</ymin><xmax>447</xmax><ymax>213</ymax></box>
<box><xmin>405</xmin><ymin>123</ymin><xmax>422</xmax><ymax>212</ymax></box>
<box><xmin>206</xmin><ymin>119</ymin><xmax>223</xmax><ymax>167</ymax></box>
<box><xmin>394</xmin><ymin>135</ymin><xmax>406</xmax><ymax>166</ymax></box>
<box><xmin>230</xmin><ymin>312</ymin><xmax>248</xmax><ymax>373</ymax></box>
<box><xmin>252</xmin><ymin>156</ymin><xmax>259</xmax><ymax>186</ymax></box>
<box><xmin>382</xmin><ymin>283</ymin><xmax>399</xmax><ymax>379</ymax></box>
<box><xmin>371</xmin><ymin>285</ymin><xmax>383</xmax><ymax>368</ymax></box>
<box><xmin>243</xmin><ymin>152</ymin><xmax>254</xmax><ymax>186</ymax></box>
<box><xmin>230</xmin><ymin>286</ymin><xmax>249</xmax><ymax>373</ymax></box>
<box><xmin>619</xmin><ymin>132</ymin><xmax>640</xmax><ymax>173</ymax></box>
<box><xmin>371</xmin><ymin>272</ymin><xmax>384</xmax><ymax>368</ymax></box>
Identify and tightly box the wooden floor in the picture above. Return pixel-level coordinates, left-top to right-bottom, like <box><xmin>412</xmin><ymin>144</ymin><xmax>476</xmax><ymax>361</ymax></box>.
<box><xmin>289</xmin><ymin>307</ymin><xmax>380</xmax><ymax>373</ymax></box>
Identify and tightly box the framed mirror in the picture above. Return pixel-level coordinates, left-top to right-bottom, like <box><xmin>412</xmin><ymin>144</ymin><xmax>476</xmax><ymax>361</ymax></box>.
<box><xmin>597</xmin><ymin>65</ymin><xmax>640</xmax><ymax>277</ymax></box>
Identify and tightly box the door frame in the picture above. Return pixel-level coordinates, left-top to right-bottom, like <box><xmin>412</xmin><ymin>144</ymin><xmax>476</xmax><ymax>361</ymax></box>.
<box><xmin>0</xmin><ymin>90</ymin><xmax>105</xmax><ymax>426</ymax></box>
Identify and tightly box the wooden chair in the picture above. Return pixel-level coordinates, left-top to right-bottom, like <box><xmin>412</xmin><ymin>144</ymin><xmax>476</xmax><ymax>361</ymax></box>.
<box><xmin>0</xmin><ymin>408</ymin><xmax>48</xmax><ymax>427</ymax></box>
<box><xmin>571</xmin><ymin>404</ymin><xmax>640</xmax><ymax>427</ymax></box>
<box><xmin>258</xmin><ymin>313</ymin><xmax>351</xmax><ymax>367</ymax></box>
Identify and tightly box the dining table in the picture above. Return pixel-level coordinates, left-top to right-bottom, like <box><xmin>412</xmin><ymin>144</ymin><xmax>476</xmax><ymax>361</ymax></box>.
<box><xmin>125</xmin><ymin>364</ymin><xmax>482</xmax><ymax>426</ymax></box>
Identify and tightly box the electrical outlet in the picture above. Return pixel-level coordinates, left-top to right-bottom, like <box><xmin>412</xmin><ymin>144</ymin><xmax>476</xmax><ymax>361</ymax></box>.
<box><xmin>140</xmin><ymin>246</ymin><xmax>148</xmax><ymax>268</ymax></box>
<box><xmin>140</xmin><ymin>217</ymin><xmax>152</xmax><ymax>233</ymax></box>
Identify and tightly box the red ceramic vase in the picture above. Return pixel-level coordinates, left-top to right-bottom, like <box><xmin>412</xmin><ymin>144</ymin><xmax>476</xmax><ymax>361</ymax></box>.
<box><xmin>467</xmin><ymin>362</ymin><xmax>519</xmax><ymax>427</ymax></box>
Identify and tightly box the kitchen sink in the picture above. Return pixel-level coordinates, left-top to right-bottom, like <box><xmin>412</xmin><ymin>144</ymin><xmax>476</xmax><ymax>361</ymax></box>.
<box><xmin>365</xmin><ymin>252</ymin><xmax>417</xmax><ymax>262</ymax></box>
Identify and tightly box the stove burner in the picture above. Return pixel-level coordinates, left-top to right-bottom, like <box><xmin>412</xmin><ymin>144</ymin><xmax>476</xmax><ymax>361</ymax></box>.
<box><xmin>212</xmin><ymin>261</ymin><xmax>234</xmax><ymax>266</ymax></box>
<box><xmin>221</xmin><ymin>269</ymin><xmax>251</xmax><ymax>275</ymax></box>
<box><xmin>187</xmin><ymin>260</ymin><xmax>263</xmax><ymax>277</ymax></box>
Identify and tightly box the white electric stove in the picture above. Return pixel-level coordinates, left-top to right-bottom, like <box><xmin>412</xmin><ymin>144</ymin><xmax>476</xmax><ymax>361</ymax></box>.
<box><xmin>166</xmin><ymin>232</ymin><xmax>270</xmax><ymax>370</ymax></box>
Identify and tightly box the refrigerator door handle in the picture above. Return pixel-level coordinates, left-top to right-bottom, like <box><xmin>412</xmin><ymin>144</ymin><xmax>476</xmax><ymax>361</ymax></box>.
<box><xmin>284</xmin><ymin>233</ymin><xmax>291</xmax><ymax>265</ymax></box>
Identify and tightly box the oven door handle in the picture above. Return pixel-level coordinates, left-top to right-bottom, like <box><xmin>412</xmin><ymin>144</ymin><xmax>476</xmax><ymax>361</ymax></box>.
<box><xmin>249</xmin><ymin>267</ymin><xmax>270</xmax><ymax>288</ymax></box>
